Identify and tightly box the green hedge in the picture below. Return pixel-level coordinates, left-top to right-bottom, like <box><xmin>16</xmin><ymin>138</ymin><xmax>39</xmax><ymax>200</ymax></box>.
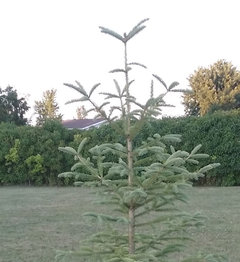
<box><xmin>140</xmin><ymin>111</ymin><xmax>240</xmax><ymax>186</ymax></box>
<box><xmin>86</xmin><ymin>111</ymin><xmax>240</xmax><ymax>186</ymax></box>
<box><xmin>1</xmin><ymin>111</ymin><xmax>240</xmax><ymax>186</ymax></box>
<box><xmin>0</xmin><ymin>120</ymin><xmax>77</xmax><ymax>185</ymax></box>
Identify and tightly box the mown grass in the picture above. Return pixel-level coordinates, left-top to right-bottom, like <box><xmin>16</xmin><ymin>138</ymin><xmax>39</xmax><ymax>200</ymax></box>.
<box><xmin>0</xmin><ymin>186</ymin><xmax>239</xmax><ymax>262</ymax></box>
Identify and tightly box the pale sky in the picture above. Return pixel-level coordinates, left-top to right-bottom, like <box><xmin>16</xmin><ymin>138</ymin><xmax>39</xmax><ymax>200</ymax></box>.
<box><xmin>0</xmin><ymin>0</ymin><xmax>240</xmax><ymax>122</ymax></box>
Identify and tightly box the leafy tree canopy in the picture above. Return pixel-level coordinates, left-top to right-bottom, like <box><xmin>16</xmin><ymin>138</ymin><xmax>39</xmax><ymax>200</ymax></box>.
<box><xmin>183</xmin><ymin>60</ymin><xmax>240</xmax><ymax>116</ymax></box>
<box><xmin>0</xmin><ymin>86</ymin><xmax>29</xmax><ymax>125</ymax></box>
<box><xmin>34</xmin><ymin>89</ymin><xmax>62</xmax><ymax>126</ymax></box>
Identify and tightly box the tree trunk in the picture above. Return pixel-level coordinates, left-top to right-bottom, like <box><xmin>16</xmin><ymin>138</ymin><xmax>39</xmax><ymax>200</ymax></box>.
<box><xmin>124</xmin><ymin>42</ymin><xmax>135</xmax><ymax>254</ymax></box>
<box><xmin>127</xmin><ymin>136</ymin><xmax>135</xmax><ymax>253</ymax></box>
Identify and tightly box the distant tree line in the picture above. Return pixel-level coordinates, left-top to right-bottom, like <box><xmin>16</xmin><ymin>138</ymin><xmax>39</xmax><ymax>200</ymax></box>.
<box><xmin>1</xmin><ymin>59</ymin><xmax>240</xmax><ymax>125</ymax></box>
<box><xmin>0</xmin><ymin>86</ymin><xmax>89</xmax><ymax>126</ymax></box>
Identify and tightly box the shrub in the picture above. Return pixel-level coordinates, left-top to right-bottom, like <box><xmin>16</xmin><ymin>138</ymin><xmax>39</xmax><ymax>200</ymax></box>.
<box><xmin>0</xmin><ymin>120</ymin><xmax>77</xmax><ymax>185</ymax></box>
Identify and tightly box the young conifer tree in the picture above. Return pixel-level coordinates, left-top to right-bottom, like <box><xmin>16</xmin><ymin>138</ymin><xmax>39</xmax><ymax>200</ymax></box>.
<box><xmin>57</xmin><ymin>19</ymin><xmax>225</xmax><ymax>262</ymax></box>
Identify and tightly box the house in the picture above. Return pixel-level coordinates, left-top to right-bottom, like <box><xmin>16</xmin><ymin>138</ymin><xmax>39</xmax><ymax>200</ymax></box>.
<box><xmin>62</xmin><ymin>118</ymin><xmax>107</xmax><ymax>130</ymax></box>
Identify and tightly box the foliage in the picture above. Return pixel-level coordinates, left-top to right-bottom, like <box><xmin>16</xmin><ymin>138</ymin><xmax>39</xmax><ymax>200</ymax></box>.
<box><xmin>183</xmin><ymin>60</ymin><xmax>240</xmax><ymax>116</ymax></box>
<box><xmin>76</xmin><ymin>105</ymin><xmax>88</xmax><ymax>119</ymax></box>
<box><xmin>25</xmin><ymin>154</ymin><xmax>46</xmax><ymax>185</ymax></box>
<box><xmin>57</xmin><ymin>19</ymin><xmax>221</xmax><ymax>262</ymax></box>
<box><xmin>183</xmin><ymin>111</ymin><xmax>240</xmax><ymax>186</ymax></box>
<box><xmin>0</xmin><ymin>86</ymin><xmax>29</xmax><ymax>125</ymax></box>
<box><xmin>5</xmin><ymin>139</ymin><xmax>20</xmax><ymax>164</ymax></box>
<box><xmin>0</xmin><ymin>111</ymin><xmax>239</xmax><ymax>187</ymax></box>
<box><xmin>149</xmin><ymin>111</ymin><xmax>240</xmax><ymax>186</ymax></box>
<box><xmin>0</xmin><ymin>120</ymin><xmax>76</xmax><ymax>185</ymax></box>
<box><xmin>34</xmin><ymin>89</ymin><xmax>62</xmax><ymax>126</ymax></box>
<box><xmin>4</xmin><ymin>138</ymin><xmax>25</xmax><ymax>184</ymax></box>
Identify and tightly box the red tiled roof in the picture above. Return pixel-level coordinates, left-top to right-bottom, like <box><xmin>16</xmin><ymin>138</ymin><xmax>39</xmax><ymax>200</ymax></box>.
<box><xmin>62</xmin><ymin>118</ymin><xmax>106</xmax><ymax>130</ymax></box>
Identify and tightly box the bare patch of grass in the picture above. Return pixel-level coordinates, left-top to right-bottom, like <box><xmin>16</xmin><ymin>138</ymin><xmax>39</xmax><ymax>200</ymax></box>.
<box><xmin>180</xmin><ymin>187</ymin><xmax>240</xmax><ymax>261</ymax></box>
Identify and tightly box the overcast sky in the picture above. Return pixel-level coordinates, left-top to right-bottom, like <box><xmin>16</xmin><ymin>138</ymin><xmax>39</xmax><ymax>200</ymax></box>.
<box><xmin>0</xmin><ymin>0</ymin><xmax>239</xmax><ymax>122</ymax></box>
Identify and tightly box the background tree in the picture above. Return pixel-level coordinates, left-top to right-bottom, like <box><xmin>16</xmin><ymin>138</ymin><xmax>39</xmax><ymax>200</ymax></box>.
<box><xmin>57</xmin><ymin>20</ymin><xmax>222</xmax><ymax>262</ymax></box>
<box><xmin>183</xmin><ymin>60</ymin><xmax>240</xmax><ymax>116</ymax></box>
<box><xmin>182</xmin><ymin>91</ymin><xmax>200</xmax><ymax>116</ymax></box>
<box><xmin>0</xmin><ymin>86</ymin><xmax>29</xmax><ymax>125</ymax></box>
<box><xmin>76</xmin><ymin>105</ymin><xmax>88</xmax><ymax>119</ymax></box>
<box><xmin>34</xmin><ymin>89</ymin><xmax>62</xmax><ymax>126</ymax></box>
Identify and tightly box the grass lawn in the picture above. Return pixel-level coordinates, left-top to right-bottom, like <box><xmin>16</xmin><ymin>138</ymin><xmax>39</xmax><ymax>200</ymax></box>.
<box><xmin>0</xmin><ymin>186</ymin><xmax>239</xmax><ymax>262</ymax></box>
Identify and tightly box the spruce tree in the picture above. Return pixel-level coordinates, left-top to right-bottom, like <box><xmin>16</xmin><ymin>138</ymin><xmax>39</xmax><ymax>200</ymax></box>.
<box><xmin>57</xmin><ymin>19</ymin><xmax>225</xmax><ymax>262</ymax></box>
